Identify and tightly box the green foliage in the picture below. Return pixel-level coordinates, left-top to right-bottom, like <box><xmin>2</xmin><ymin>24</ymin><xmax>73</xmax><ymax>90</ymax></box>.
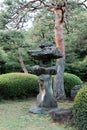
<box><xmin>25</xmin><ymin>9</ymin><xmax>55</xmax><ymax>47</ymax></box>
<box><xmin>0</xmin><ymin>11</ymin><xmax>9</xmax><ymax>29</ymax></box>
<box><xmin>73</xmin><ymin>86</ymin><xmax>87</xmax><ymax>130</ymax></box>
<box><xmin>65</xmin><ymin>10</ymin><xmax>87</xmax><ymax>80</ymax></box>
<box><xmin>0</xmin><ymin>49</ymin><xmax>8</xmax><ymax>74</ymax></box>
<box><xmin>0</xmin><ymin>49</ymin><xmax>8</xmax><ymax>63</ymax></box>
<box><xmin>0</xmin><ymin>30</ymin><xmax>33</xmax><ymax>73</ymax></box>
<box><xmin>0</xmin><ymin>0</ymin><xmax>31</xmax><ymax>29</ymax></box>
<box><xmin>65</xmin><ymin>56</ymin><xmax>87</xmax><ymax>81</ymax></box>
<box><xmin>0</xmin><ymin>30</ymin><xmax>26</xmax><ymax>48</ymax></box>
<box><xmin>0</xmin><ymin>73</ymin><xmax>39</xmax><ymax>99</ymax></box>
<box><xmin>64</xmin><ymin>73</ymin><xmax>83</xmax><ymax>97</ymax></box>
<box><xmin>4</xmin><ymin>62</ymin><xmax>21</xmax><ymax>73</ymax></box>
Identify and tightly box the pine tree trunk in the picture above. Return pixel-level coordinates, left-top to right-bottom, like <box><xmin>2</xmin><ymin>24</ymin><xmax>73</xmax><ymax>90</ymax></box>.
<box><xmin>54</xmin><ymin>58</ymin><xmax>66</xmax><ymax>100</ymax></box>
<box><xmin>53</xmin><ymin>10</ymin><xmax>66</xmax><ymax>100</ymax></box>
<box><xmin>18</xmin><ymin>52</ymin><xmax>28</xmax><ymax>74</ymax></box>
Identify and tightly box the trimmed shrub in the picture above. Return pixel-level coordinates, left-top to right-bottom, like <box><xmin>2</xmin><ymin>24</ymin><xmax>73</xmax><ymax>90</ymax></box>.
<box><xmin>64</xmin><ymin>73</ymin><xmax>83</xmax><ymax>97</ymax></box>
<box><xmin>0</xmin><ymin>73</ymin><xmax>39</xmax><ymax>99</ymax></box>
<box><xmin>73</xmin><ymin>86</ymin><xmax>87</xmax><ymax>130</ymax></box>
<box><xmin>0</xmin><ymin>72</ymin><xmax>83</xmax><ymax>99</ymax></box>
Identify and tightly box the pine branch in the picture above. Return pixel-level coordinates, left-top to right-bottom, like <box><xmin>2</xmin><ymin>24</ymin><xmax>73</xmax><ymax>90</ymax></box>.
<box><xmin>78</xmin><ymin>0</ymin><xmax>87</xmax><ymax>8</ymax></box>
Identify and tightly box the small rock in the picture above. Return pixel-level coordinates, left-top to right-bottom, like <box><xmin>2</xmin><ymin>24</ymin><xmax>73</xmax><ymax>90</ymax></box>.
<box><xmin>50</xmin><ymin>108</ymin><xmax>73</xmax><ymax>123</ymax></box>
<box><xmin>71</xmin><ymin>85</ymin><xmax>82</xmax><ymax>100</ymax></box>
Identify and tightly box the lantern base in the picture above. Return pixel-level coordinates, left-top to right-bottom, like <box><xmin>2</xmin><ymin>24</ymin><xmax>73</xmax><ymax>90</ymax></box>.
<box><xmin>29</xmin><ymin>106</ymin><xmax>58</xmax><ymax>114</ymax></box>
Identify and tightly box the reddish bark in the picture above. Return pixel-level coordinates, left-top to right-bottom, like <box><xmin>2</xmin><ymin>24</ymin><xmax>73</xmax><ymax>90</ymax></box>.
<box><xmin>54</xmin><ymin>9</ymin><xmax>65</xmax><ymax>57</ymax></box>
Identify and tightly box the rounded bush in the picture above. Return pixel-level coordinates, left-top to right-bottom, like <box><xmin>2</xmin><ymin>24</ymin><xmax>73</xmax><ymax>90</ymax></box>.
<box><xmin>64</xmin><ymin>73</ymin><xmax>83</xmax><ymax>97</ymax></box>
<box><xmin>0</xmin><ymin>73</ymin><xmax>39</xmax><ymax>99</ymax></box>
<box><xmin>73</xmin><ymin>86</ymin><xmax>87</xmax><ymax>130</ymax></box>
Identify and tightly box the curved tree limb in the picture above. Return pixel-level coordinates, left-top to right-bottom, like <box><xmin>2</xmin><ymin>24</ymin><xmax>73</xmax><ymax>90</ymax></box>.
<box><xmin>1</xmin><ymin>0</ymin><xmax>87</xmax><ymax>29</ymax></box>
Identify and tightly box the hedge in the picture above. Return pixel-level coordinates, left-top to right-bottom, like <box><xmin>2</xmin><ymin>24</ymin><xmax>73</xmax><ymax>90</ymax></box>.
<box><xmin>64</xmin><ymin>73</ymin><xmax>83</xmax><ymax>97</ymax></box>
<box><xmin>0</xmin><ymin>73</ymin><xmax>39</xmax><ymax>99</ymax></box>
<box><xmin>73</xmin><ymin>86</ymin><xmax>87</xmax><ymax>130</ymax></box>
<box><xmin>0</xmin><ymin>72</ymin><xmax>82</xmax><ymax>99</ymax></box>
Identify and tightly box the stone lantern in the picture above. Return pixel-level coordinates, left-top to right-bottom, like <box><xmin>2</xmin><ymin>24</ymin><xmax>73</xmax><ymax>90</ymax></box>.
<box><xmin>27</xmin><ymin>43</ymin><xmax>62</xmax><ymax>114</ymax></box>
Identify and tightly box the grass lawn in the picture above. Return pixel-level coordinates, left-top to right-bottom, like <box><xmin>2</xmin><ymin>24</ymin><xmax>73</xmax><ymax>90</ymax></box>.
<box><xmin>0</xmin><ymin>98</ymin><xmax>76</xmax><ymax>130</ymax></box>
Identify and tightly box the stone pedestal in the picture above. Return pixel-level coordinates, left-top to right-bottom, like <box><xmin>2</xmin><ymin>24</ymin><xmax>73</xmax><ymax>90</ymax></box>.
<box><xmin>29</xmin><ymin>74</ymin><xmax>58</xmax><ymax>114</ymax></box>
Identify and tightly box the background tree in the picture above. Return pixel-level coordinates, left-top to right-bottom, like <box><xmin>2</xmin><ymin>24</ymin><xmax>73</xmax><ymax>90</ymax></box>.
<box><xmin>25</xmin><ymin>9</ymin><xmax>55</xmax><ymax>48</ymax></box>
<box><xmin>0</xmin><ymin>30</ymin><xmax>32</xmax><ymax>73</ymax></box>
<box><xmin>0</xmin><ymin>49</ymin><xmax>8</xmax><ymax>74</ymax></box>
<box><xmin>0</xmin><ymin>0</ymin><xmax>87</xmax><ymax>100</ymax></box>
<box><xmin>65</xmin><ymin>8</ymin><xmax>87</xmax><ymax>81</ymax></box>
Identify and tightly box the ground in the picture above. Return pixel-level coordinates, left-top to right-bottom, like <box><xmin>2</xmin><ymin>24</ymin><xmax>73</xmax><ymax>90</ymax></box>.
<box><xmin>0</xmin><ymin>98</ymin><xmax>76</xmax><ymax>130</ymax></box>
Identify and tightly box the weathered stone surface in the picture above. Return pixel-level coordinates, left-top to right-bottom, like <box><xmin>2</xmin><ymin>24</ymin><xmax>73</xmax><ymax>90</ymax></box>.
<box><xmin>39</xmin><ymin>42</ymin><xmax>53</xmax><ymax>48</ymax></box>
<box><xmin>38</xmin><ymin>93</ymin><xmax>58</xmax><ymax>108</ymax></box>
<box><xmin>50</xmin><ymin>108</ymin><xmax>73</xmax><ymax>123</ymax></box>
<box><xmin>71</xmin><ymin>85</ymin><xmax>82</xmax><ymax>100</ymax></box>
<box><xmin>54</xmin><ymin>58</ymin><xmax>66</xmax><ymax>100</ymax></box>
<box><xmin>28</xmin><ymin>43</ymin><xmax>62</xmax><ymax>60</ymax></box>
<box><xmin>29</xmin><ymin>106</ymin><xmax>58</xmax><ymax>114</ymax></box>
<box><xmin>27</xmin><ymin>65</ymin><xmax>57</xmax><ymax>75</ymax></box>
<box><xmin>37</xmin><ymin>74</ymin><xmax>58</xmax><ymax>108</ymax></box>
